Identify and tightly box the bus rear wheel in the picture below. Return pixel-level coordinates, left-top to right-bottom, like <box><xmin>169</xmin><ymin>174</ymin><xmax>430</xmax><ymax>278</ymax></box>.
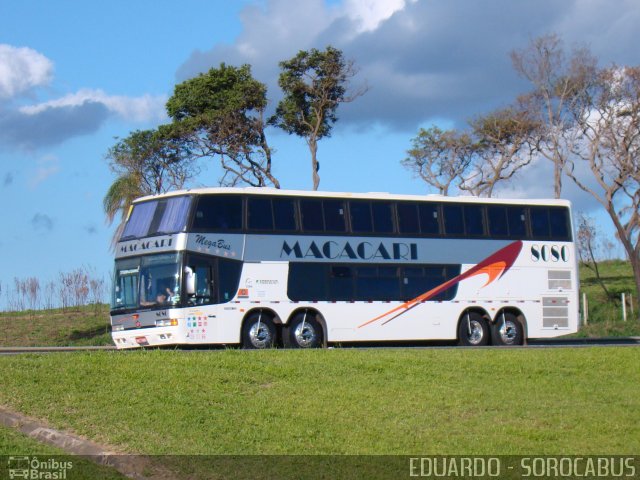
<box><xmin>285</xmin><ymin>312</ymin><xmax>323</xmax><ymax>348</ymax></box>
<box><xmin>242</xmin><ymin>312</ymin><xmax>276</xmax><ymax>349</ymax></box>
<box><xmin>458</xmin><ymin>312</ymin><xmax>490</xmax><ymax>346</ymax></box>
<box><xmin>492</xmin><ymin>312</ymin><xmax>524</xmax><ymax>346</ymax></box>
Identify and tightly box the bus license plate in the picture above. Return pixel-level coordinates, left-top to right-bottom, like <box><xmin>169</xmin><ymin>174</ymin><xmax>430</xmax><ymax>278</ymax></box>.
<box><xmin>135</xmin><ymin>336</ymin><xmax>149</xmax><ymax>346</ymax></box>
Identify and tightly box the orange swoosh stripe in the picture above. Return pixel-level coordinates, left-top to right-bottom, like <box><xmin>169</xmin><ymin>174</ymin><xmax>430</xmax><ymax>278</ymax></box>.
<box><xmin>358</xmin><ymin>240</ymin><xmax>522</xmax><ymax>328</ymax></box>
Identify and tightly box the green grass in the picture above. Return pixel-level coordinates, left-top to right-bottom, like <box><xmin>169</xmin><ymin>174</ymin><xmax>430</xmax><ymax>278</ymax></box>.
<box><xmin>578</xmin><ymin>260</ymin><xmax>640</xmax><ymax>335</ymax></box>
<box><xmin>0</xmin><ymin>349</ymin><xmax>637</xmax><ymax>456</ymax></box>
<box><xmin>0</xmin><ymin>304</ymin><xmax>113</xmax><ymax>347</ymax></box>
<box><xmin>0</xmin><ymin>424</ymin><xmax>126</xmax><ymax>479</ymax></box>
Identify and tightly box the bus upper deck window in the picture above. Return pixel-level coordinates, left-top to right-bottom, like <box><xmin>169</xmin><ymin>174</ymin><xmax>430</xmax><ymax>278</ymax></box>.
<box><xmin>443</xmin><ymin>204</ymin><xmax>464</xmax><ymax>236</ymax></box>
<box><xmin>194</xmin><ymin>196</ymin><xmax>242</xmax><ymax>230</ymax></box>
<box><xmin>350</xmin><ymin>201</ymin><xmax>373</xmax><ymax>233</ymax></box>
<box><xmin>397</xmin><ymin>203</ymin><xmax>419</xmax><ymax>234</ymax></box>
<box><xmin>323</xmin><ymin>200</ymin><xmax>347</xmax><ymax>233</ymax></box>
<box><xmin>549</xmin><ymin>207</ymin><xmax>570</xmax><ymax>240</ymax></box>
<box><xmin>530</xmin><ymin>207</ymin><xmax>550</xmax><ymax>238</ymax></box>
<box><xmin>121</xmin><ymin>201</ymin><xmax>157</xmax><ymax>239</ymax></box>
<box><xmin>273</xmin><ymin>198</ymin><xmax>297</xmax><ymax>231</ymax></box>
<box><xmin>418</xmin><ymin>204</ymin><xmax>440</xmax><ymax>235</ymax></box>
<box><xmin>248</xmin><ymin>197</ymin><xmax>274</xmax><ymax>230</ymax></box>
<box><xmin>507</xmin><ymin>206</ymin><xmax>527</xmax><ymax>237</ymax></box>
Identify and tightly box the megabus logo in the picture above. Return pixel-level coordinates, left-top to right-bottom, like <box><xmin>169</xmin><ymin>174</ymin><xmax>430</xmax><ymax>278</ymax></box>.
<box><xmin>280</xmin><ymin>240</ymin><xmax>418</xmax><ymax>260</ymax></box>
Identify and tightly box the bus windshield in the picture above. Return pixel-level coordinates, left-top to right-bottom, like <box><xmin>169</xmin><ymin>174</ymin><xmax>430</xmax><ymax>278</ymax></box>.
<box><xmin>112</xmin><ymin>253</ymin><xmax>182</xmax><ymax>311</ymax></box>
<box><xmin>120</xmin><ymin>195</ymin><xmax>192</xmax><ymax>240</ymax></box>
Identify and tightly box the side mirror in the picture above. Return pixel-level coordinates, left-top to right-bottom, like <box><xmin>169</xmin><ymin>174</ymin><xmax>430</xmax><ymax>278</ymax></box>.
<box><xmin>184</xmin><ymin>266</ymin><xmax>195</xmax><ymax>295</ymax></box>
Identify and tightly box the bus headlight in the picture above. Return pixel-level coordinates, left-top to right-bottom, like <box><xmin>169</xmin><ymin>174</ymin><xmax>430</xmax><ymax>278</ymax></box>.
<box><xmin>112</xmin><ymin>324</ymin><xmax>124</xmax><ymax>332</ymax></box>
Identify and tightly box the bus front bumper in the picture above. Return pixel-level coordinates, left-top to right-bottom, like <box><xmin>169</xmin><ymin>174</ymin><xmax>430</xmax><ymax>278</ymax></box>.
<box><xmin>112</xmin><ymin>326</ymin><xmax>186</xmax><ymax>349</ymax></box>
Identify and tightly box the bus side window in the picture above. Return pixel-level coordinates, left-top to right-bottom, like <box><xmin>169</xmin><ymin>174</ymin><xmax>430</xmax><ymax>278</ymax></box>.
<box><xmin>418</xmin><ymin>203</ymin><xmax>440</xmax><ymax>235</ymax></box>
<box><xmin>323</xmin><ymin>200</ymin><xmax>347</xmax><ymax>233</ymax></box>
<box><xmin>507</xmin><ymin>206</ymin><xmax>527</xmax><ymax>237</ymax></box>
<box><xmin>350</xmin><ymin>201</ymin><xmax>373</xmax><ymax>233</ymax></box>
<box><xmin>487</xmin><ymin>206</ymin><xmax>508</xmax><ymax>236</ymax></box>
<box><xmin>464</xmin><ymin>205</ymin><xmax>485</xmax><ymax>237</ymax></box>
<box><xmin>372</xmin><ymin>202</ymin><xmax>394</xmax><ymax>234</ymax></box>
<box><xmin>442</xmin><ymin>204</ymin><xmax>464</xmax><ymax>236</ymax></box>
<box><xmin>329</xmin><ymin>265</ymin><xmax>353</xmax><ymax>300</ymax></box>
<box><xmin>273</xmin><ymin>198</ymin><xmax>297</xmax><ymax>231</ymax></box>
<box><xmin>549</xmin><ymin>207</ymin><xmax>570</xmax><ymax>240</ymax></box>
<box><xmin>248</xmin><ymin>197</ymin><xmax>274</xmax><ymax>231</ymax></box>
<box><xmin>300</xmin><ymin>199</ymin><xmax>324</xmax><ymax>232</ymax></box>
<box><xmin>187</xmin><ymin>265</ymin><xmax>213</xmax><ymax>305</ymax></box>
<box><xmin>397</xmin><ymin>203</ymin><xmax>419</xmax><ymax>234</ymax></box>
<box><xmin>530</xmin><ymin>207</ymin><xmax>550</xmax><ymax>239</ymax></box>
<box><xmin>217</xmin><ymin>259</ymin><xmax>243</xmax><ymax>303</ymax></box>
<box><xmin>193</xmin><ymin>195</ymin><xmax>242</xmax><ymax>231</ymax></box>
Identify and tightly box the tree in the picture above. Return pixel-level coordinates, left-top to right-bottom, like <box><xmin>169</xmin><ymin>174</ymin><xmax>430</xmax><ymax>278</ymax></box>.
<box><xmin>576</xmin><ymin>213</ymin><xmax>611</xmax><ymax>298</ymax></box>
<box><xmin>270</xmin><ymin>46</ymin><xmax>366</xmax><ymax>190</ymax></box>
<box><xmin>564</xmin><ymin>64</ymin><xmax>640</xmax><ymax>311</ymax></box>
<box><xmin>166</xmin><ymin>64</ymin><xmax>279</xmax><ymax>188</ymax></box>
<box><xmin>462</xmin><ymin>105</ymin><xmax>538</xmax><ymax>197</ymax></box>
<box><xmin>402</xmin><ymin>126</ymin><xmax>475</xmax><ymax>195</ymax></box>
<box><xmin>499</xmin><ymin>34</ymin><xmax>640</xmax><ymax>307</ymax></box>
<box><xmin>103</xmin><ymin>128</ymin><xmax>196</xmax><ymax>242</ymax></box>
<box><xmin>402</xmin><ymin>106</ymin><xmax>537</xmax><ymax>198</ymax></box>
<box><xmin>511</xmin><ymin>33</ymin><xmax>597</xmax><ymax>198</ymax></box>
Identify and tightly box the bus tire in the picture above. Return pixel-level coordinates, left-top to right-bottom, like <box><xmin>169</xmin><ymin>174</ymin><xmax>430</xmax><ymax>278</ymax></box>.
<box><xmin>492</xmin><ymin>312</ymin><xmax>524</xmax><ymax>346</ymax></box>
<box><xmin>285</xmin><ymin>312</ymin><xmax>324</xmax><ymax>349</ymax></box>
<box><xmin>241</xmin><ymin>312</ymin><xmax>276</xmax><ymax>349</ymax></box>
<box><xmin>458</xmin><ymin>312</ymin><xmax>490</xmax><ymax>346</ymax></box>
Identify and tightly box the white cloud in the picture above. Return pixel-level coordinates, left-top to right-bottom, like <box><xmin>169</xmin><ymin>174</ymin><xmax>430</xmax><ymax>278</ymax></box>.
<box><xmin>19</xmin><ymin>88</ymin><xmax>167</xmax><ymax>123</ymax></box>
<box><xmin>0</xmin><ymin>44</ymin><xmax>53</xmax><ymax>99</ymax></box>
<box><xmin>178</xmin><ymin>0</ymin><xmax>640</xmax><ymax>132</ymax></box>
<box><xmin>178</xmin><ymin>0</ymin><xmax>337</xmax><ymax>82</ymax></box>
<box><xmin>0</xmin><ymin>44</ymin><xmax>167</xmax><ymax>150</ymax></box>
<box><xmin>342</xmin><ymin>0</ymin><xmax>409</xmax><ymax>33</ymax></box>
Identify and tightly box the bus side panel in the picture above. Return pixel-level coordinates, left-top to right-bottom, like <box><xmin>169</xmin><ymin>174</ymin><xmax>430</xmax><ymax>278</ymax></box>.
<box><xmin>322</xmin><ymin>301</ymin><xmax>457</xmax><ymax>342</ymax></box>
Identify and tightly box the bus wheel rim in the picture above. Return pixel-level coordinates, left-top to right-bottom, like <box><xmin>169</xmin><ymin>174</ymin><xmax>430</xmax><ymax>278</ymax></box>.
<box><xmin>249</xmin><ymin>323</ymin><xmax>272</xmax><ymax>348</ymax></box>
<box><xmin>500</xmin><ymin>320</ymin><xmax>518</xmax><ymax>344</ymax></box>
<box><xmin>294</xmin><ymin>323</ymin><xmax>317</xmax><ymax>347</ymax></box>
<box><xmin>467</xmin><ymin>320</ymin><xmax>484</xmax><ymax>345</ymax></box>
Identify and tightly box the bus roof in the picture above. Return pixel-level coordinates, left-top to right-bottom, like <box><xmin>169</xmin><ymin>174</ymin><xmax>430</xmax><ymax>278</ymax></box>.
<box><xmin>133</xmin><ymin>187</ymin><xmax>572</xmax><ymax>208</ymax></box>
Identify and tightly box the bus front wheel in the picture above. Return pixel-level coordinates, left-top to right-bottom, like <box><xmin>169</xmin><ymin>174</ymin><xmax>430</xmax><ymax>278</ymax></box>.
<box><xmin>242</xmin><ymin>312</ymin><xmax>276</xmax><ymax>349</ymax></box>
<box><xmin>285</xmin><ymin>312</ymin><xmax>324</xmax><ymax>348</ymax></box>
<box><xmin>458</xmin><ymin>312</ymin><xmax>490</xmax><ymax>346</ymax></box>
<box><xmin>492</xmin><ymin>312</ymin><xmax>524</xmax><ymax>346</ymax></box>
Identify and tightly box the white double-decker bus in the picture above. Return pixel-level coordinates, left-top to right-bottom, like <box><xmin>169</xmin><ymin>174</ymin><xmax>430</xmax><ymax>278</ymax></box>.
<box><xmin>110</xmin><ymin>187</ymin><xmax>578</xmax><ymax>349</ymax></box>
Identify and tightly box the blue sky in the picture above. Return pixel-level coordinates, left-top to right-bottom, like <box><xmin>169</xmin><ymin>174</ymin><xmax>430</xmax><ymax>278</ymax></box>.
<box><xmin>1</xmin><ymin>0</ymin><xmax>639</xmax><ymax>303</ymax></box>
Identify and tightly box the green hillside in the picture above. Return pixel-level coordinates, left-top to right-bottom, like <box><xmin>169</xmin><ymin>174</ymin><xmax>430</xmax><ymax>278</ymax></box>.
<box><xmin>577</xmin><ymin>260</ymin><xmax>640</xmax><ymax>336</ymax></box>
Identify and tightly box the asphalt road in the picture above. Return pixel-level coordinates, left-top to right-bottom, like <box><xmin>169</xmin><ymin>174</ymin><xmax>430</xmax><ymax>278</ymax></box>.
<box><xmin>0</xmin><ymin>337</ymin><xmax>639</xmax><ymax>354</ymax></box>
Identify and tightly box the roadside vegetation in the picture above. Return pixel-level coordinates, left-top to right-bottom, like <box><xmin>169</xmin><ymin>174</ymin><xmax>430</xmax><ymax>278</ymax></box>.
<box><xmin>0</xmin><ymin>304</ymin><xmax>112</xmax><ymax>347</ymax></box>
<box><xmin>576</xmin><ymin>260</ymin><xmax>640</xmax><ymax>336</ymax></box>
<box><xmin>0</xmin><ymin>265</ymin><xmax>112</xmax><ymax>347</ymax></box>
